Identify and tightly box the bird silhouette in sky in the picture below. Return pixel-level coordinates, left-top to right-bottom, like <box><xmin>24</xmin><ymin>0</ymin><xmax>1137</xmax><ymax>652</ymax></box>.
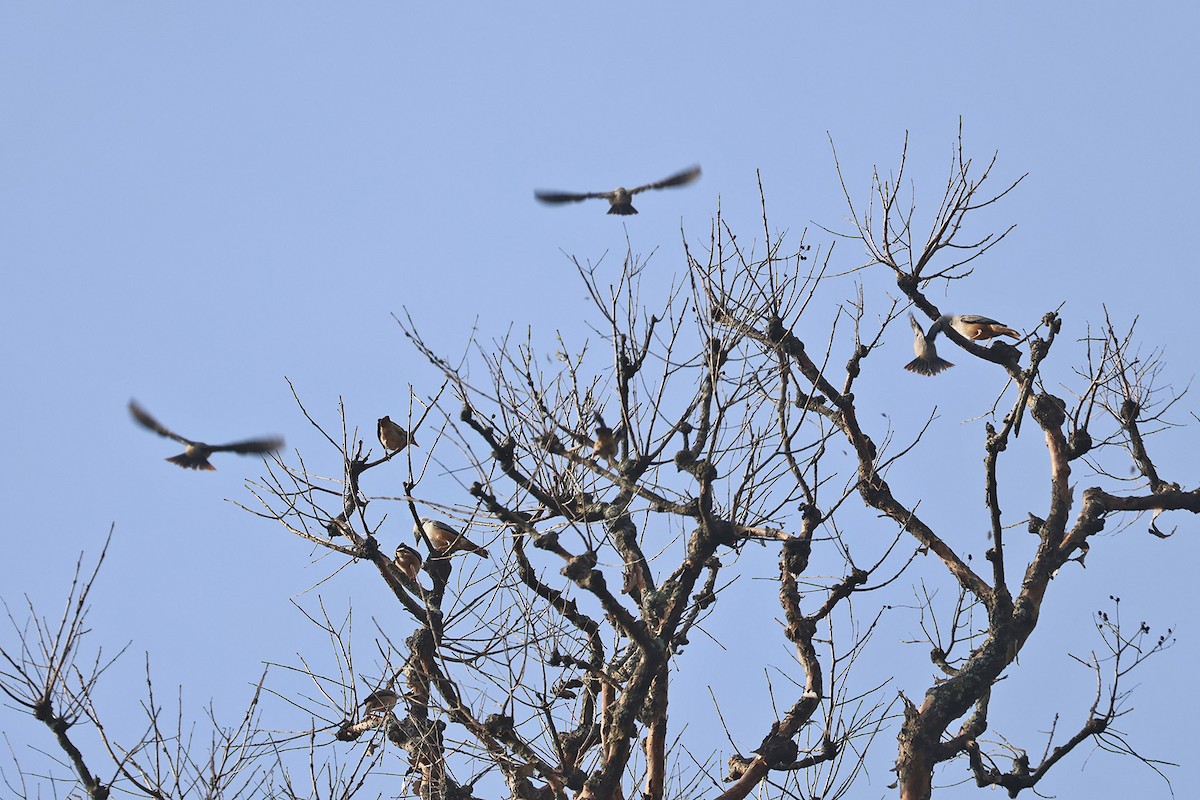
<box><xmin>416</xmin><ymin>517</ymin><xmax>489</xmax><ymax>558</ymax></box>
<box><xmin>129</xmin><ymin>400</ymin><xmax>284</xmax><ymax>470</ymax></box>
<box><xmin>941</xmin><ymin>314</ymin><xmax>1021</xmax><ymax>342</ymax></box>
<box><xmin>904</xmin><ymin>313</ymin><xmax>954</xmax><ymax>377</ymax></box>
<box><xmin>377</xmin><ymin>416</ymin><xmax>417</xmax><ymax>453</ymax></box>
<box><xmin>535</xmin><ymin>165</ymin><xmax>701</xmax><ymax>215</ymax></box>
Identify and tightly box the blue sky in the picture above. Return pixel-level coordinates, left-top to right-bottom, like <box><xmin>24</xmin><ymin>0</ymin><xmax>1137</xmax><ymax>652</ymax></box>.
<box><xmin>2</xmin><ymin>4</ymin><xmax>1197</xmax><ymax>798</ymax></box>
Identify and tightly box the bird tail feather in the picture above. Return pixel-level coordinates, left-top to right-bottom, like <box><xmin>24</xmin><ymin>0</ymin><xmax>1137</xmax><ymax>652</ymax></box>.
<box><xmin>904</xmin><ymin>356</ymin><xmax>954</xmax><ymax>376</ymax></box>
<box><xmin>167</xmin><ymin>454</ymin><xmax>216</xmax><ymax>470</ymax></box>
<box><xmin>461</xmin><ymin>541</ymin><xmax>489</xmax><ymax>557</ymax></box>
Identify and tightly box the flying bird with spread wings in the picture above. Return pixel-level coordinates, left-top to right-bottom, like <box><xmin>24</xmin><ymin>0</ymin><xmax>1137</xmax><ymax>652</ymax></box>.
<box><xmin>904</xmin><ymin>313</ymin><xmax>955</xmax><ymax>377</ymax></box>
<box><xmin>129</xmin><ymin>400</ymin><xmax>284</xmax><ymax>470</ymax></box>
<box><xmin>535</xmin><ymin>165</ymin><xmax>701</xmax><ymax>215</ymax></box>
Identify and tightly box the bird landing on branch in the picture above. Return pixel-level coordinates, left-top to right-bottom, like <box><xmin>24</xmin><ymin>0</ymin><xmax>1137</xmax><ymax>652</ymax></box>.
<box><xmin>904</xmin><ymin>313</ymin><xmax>954</xmax><ymax>376</ymax></box>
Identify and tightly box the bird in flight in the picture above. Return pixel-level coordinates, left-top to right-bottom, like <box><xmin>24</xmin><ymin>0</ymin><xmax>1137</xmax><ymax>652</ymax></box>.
<box><xmin>129</xmin><ymin>400</ymin><xmax>284</xmax><ymax>470</ymax></box>
<box><xmin>415</xmin><ymin>517</ymin><xmax>489</xmax><ymax>558</ymax></box>
<box><xmin>904</xmin><ymin>313</ymin><xmax>954</xmax><ymax>376</ymax></box>
<box><xmin>377</xmin><ymin>416</ymin><xmax>417</xmax><ymax>453</ymax></box>
<box><xmin>535</xmin><ymin>165</ymin><xmax>701</xmax><ymax>215</ymax></box>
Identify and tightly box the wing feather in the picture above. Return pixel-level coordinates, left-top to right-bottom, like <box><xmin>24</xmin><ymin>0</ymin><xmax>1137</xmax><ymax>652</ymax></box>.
<box><xmin>534</xmin><ymin>189</ymin><xmax>612</xmax><ymax>204</ymax></box>
<box><xmin>630</xmin><ymin>165</ymin><xmax>701</xmax><ymax>195</ymax></box>
<box><xmin>955</xmin><ymin>314</ymin><xmax>1004</xmax><ymax>325</ymax></box>
<box><xmin>128</xmin><ymin>401</ymin><xmax>195</xmax><ymax>446</ymax></box>
<box><xmin>210</xmin><ymin>438</ymin><xmax>284</xmax><ymax>455</ymax></box>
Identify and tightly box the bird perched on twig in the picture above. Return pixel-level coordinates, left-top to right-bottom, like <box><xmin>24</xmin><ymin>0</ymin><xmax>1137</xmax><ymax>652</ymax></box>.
<box><xmin>377</xmin><ymin>416</ymin><xmax>417</xmax><ymax>453</ymax></box>
<box><xmin>592</xmin><ymin>410</ymin><xmax>618</xmax><ymax>465</ymax></box>
<box><xmin>416</xmin><ymin>517</ymin><xmax>489</xmax><ymax>558</ymax></box>
<box><xmin>128</xmin><ymin>401</ymin><xmax>283</xmax><ymax>470</ymax></box>
<box><xmin>535</xmin><ymin>165</ymin><xmax>701</xmax><ymax>215</ymax></box>
<box><xmin>904</xmin><ymin>313</ymin><xmax>954</xmax><ymax>377</ymax></box>
<box><xmin>393</xmin><ymin>543</ymin><xmax>422</xmax><ymax>581</ymax></box>
<box><xmin>941</xmin><ymin>314</ymin><xmax>1021</xmax><ymax>342</ymax></box>
<box><xmin>361</xmin><ymin>688</ymin><xmax>400</xmax><ymax>716</ymax></box>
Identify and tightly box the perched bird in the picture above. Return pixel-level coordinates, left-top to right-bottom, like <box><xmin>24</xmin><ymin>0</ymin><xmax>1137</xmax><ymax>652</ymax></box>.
<box><xmin>416</xmin><ymin>517</ymin><xmax>489</xmax><ymax>558</ymax></box>
<box><xmin>904</xmin><ymin>313</ymin><xmax>954</xmax><ymax>377</ymax></box>
<box><xmin>377</xmin><ymin>416</ymin><xmax>417</xmax><ymax>453</ymax></box>
<box><xmin>393</xmin><ymin>543</ymin><xmax>422</xmax><ymax>581</ymax></box>
<box><xmin>535</xmin><ymin>165</ymin><xmax>701</xmax><ymax>215</ymax></box>
<box><xmin>361</xmin><ymin>688</ymin><xmax>400</xmax><ymax>716</ymax></box>
<box><xmin>941</xmin><ymin>314</ymin><xmax>1021</xmax><ymax>342</ymax></box>
<box><xmin>326</xmin><ymin>510</ymin><xmax>352</xmax><ymax>539</ymax></box>
<box><xmin>592</xmin><ymin>410</ymin><xmax>617</xmax><ymax>465</ymax></box>
<box><xmin>128</xmin><ymin>401</ymin><xmax>283</xmax><ymax>471</ymax></box>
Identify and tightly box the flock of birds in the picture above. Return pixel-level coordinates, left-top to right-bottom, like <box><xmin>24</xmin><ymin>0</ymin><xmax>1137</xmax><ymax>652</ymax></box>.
<box><xmin>127</xmin><ymin>164</ymin><xmax>1023</xmax><ymax>720</ymax></box>
<box><xmin>533</xmin><ymin>164</ymin><xmax>1025</xmax><ymax>372</ymax></box>
<box><xmin>128</xmin><ymin>402</ymin><xmax>488</xmax><ymax>566</ymax></box>
<box><xmin>129</xmin><ymin>400</ymin><xmax>484</xmax><ymax>723</ymax></box>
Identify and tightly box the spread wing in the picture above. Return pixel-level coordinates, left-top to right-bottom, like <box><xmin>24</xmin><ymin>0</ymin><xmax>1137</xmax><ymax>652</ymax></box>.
<box><xmin>129</xmin><ymin>401</ymin><xmax>196</xmax><ymax>446</ymax></box>
<box><xmin>592</xmin><ymin>409</ymin><xmax>625</xmax><ymax>439</ymax></box>
<box><xmin>909</xmin><ymin>313</ymin><xmax>944</xmax><ymax>341</ymax></box>
<box><xmin>534</xmin><ymin>189</ymin><xmax>614</xmax><ymax>204</ymax></box>
<box><xmin>630</xmin><ymin>165</ymin><xmax>701</xmax><ymax>195</ymax></box>
<box><xmin>907</xmin><ymin>313</ymin><xmax>924</xmax><ymax>337</ymax></box>
<box><xmin>210</xmin><ymin>437</ymin><xmax>284</xmax><ymax>456</ymax></box>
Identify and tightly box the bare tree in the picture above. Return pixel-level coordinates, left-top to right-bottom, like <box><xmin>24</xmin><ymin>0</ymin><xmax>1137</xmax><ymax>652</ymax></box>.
<box><xmin>0</xmin><ymin>533</ymin><xmax>298</xmax><ymax>799</ymax></box>
<box><xmin>2</xmin><ymin>132</ymin><xmax>1191</xmax><ymax>800</ymax></box>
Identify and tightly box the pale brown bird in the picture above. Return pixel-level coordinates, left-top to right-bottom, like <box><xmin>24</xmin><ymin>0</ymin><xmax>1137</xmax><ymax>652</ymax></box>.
<box><xmin>416</xmin><ymin>517</ymin><xmax>489</xmax><ymax>558</ymax></box>
<box><xmin>904</xmin><ymin>313</ymin><xmax>954</xmax><ymax>377</ymax></box>
<box><xmin>377</xmin><ymin>416</ymin><xmax>417</xmax><ymax>452</ymax></box>
<box><xmin>941</xmin><ymin>314</ymin><xmax>1021</xmax><ymax>342</ymax></box>
<box><xmin>535</xmin><ymin>165</ymin><xmax>701</xmax><ymax>215</ymax></box>
<box><xmin>592</xmin><ymin>410</ymin><xmax>617</xmax><ymax>465</ymax></box>
<box><xmin>361</xmin><ymin>688</ymin><xmax>400</xmax><ymax>716</ymax></box>
<box><xmin>393</xmin><ymin>543</ymin><xmax>422</xmax><ymax>581</ymax></box>
<box><xmin>129</xmin><ymin>401</ymin><xmax>283</xmax><ymax>471</ymax></box>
